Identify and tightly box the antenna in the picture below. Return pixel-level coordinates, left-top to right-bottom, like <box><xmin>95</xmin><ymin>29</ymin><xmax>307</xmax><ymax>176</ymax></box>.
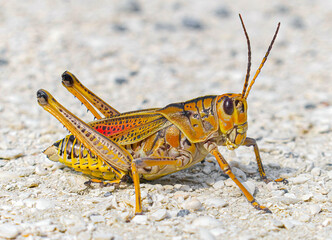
<box><xmin>244</xmin><ymin>22</ymin><xmax>281</xmax><ymax>99</ymax></box>
<box><xmin>239</xmin><ymin>14</ymin><xmax>252</xmax><ymax>99</ymax></box>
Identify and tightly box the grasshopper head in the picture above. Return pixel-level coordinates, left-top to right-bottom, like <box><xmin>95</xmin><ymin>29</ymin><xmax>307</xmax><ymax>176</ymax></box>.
<box><xmin>216</xmin><ymin>94</ymin><xmax>248</xmax><ymax>150</ymax></box>
<box><xmin>215</xmin><ymin>15</ymin><xmax>280</xmax><ymax>150</ymax></box>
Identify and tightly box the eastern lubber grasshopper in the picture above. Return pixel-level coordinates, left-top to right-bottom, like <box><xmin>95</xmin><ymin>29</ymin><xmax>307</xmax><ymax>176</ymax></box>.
<box><xmin>37</xmin><ymin>15</ymin><xmax>286</xmax><ymax>215</ymax></box>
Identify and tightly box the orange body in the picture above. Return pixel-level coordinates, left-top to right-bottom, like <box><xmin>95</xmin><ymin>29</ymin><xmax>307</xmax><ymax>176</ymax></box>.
<box><xmin>45</xmin><ymin>94</ymin><xmax>248</xmax><ymax>181</ymax></box>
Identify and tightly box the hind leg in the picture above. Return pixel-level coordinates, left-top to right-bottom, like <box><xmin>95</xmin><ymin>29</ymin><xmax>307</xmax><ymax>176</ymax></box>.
<box><xmin>61</xmin><ymin>71</ymin><xmax>120</xmax><ymax>119</ymax></box>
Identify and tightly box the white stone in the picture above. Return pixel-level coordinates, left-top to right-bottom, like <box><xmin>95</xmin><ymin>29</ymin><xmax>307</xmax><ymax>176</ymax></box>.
<box><xmin>309</xmin><ymin>205</ymin><xmax>321</xmax><ymax>215</ymax></box>
<box><xmin>205</xmin><ymin>178</ymin><xmax>215</xmax><ymax>186</ymax></box>
<box><xmin>328</xmin><ymin>192</ymin><xmax>332</xmax><ymax>202</ymax></box>
<box><xmin>199</xmin><ymin>228</ymin><xmax>216</xmax><ymax>240</ymax></box>
<box><xmin>202</xmin><ymin>165</ymin><xmax>213</xmax><ymax>175</ymax></box>
<box><xmin>224</xmin><ymin>178</ymin><xmax>236</xmax><ymax>188</ymax></box>
<box><xmin>35</xmin><ymin>199</ymin><xmax>54</xmax><ymax>210</ymax></box>
<box><xmin>302</xmin><ymin>193</ymin><xmax>313</xmax><ymax>202</ymax></box>
<box><xmin>299</xmin><ymin>214</ymin><xmax>311</xmax><ymax>222</ymax></box>
<box><xmin>289</xmin><ymin>175</ymin><xmax>310</xmax><ymax>184</ymax></box>
<box><xmin>204</xmin><ymin>198</ymin><xmax>228</xmax><ymax>208</ymax></box>
<box><xmin>93</xmin><ymin>232</ymin><xmax>117</xmax><ymax>240</ymax></box>
<box><xmin>0</xmin><ymin>149</ymin><xmax>24</xmax><ymax>159</ymax></box>
<box><xmin>210</xmin><ymin>228</ymin><xmax>227</xmax><ymax>237</ymax></box>
<box><xmin>212</xmin><ymin>180</ymin><xmax>225</xmax><ymax>189</ymax></box>
<box><xmin>132</xmin><ymin>215</ymin><xmax>148</xmax><ymax>225</ymax></box>
<box><xmin>90</xmin><ymin>214</ymin><xmax>105</xmax><ymax>223</ymax></box>
<box><xmin>24</xmin><ymin>179</ymin><xmax>41</xmax><ymax>188</ymax></box>
<box><xmin>193</xmin><ymin>216</ymin><xmax>222</xmax><ymax>228</ymax></box>
<box><xmin>327</xmin><ymin>171</ymin><xmax>332</xmax><ymax>179</ymax></box>
<box><xmin>35</xmin><ymin>165</ymin><xmax>49</xmax><ymax>176</ymax></box>
<box><xmin>266</xmin><ymin>182</ymin><xmax>278</xmax><ymax>191</ymax></box>
<box><xmin>150</xmin><ymin>209</ymin><xmax>167</xmax><ymax>221</ymax></box>
<box><xmin>280</xmin><ymin>193</ymin><xmax>300</xmax><ymax>205</ymax></box>
<box><xmin>272</xmin><ymin>219</ymin><xmax>284</xmax><ymax>228</ymax></box>
<box><xmin>24</xmin><ymin>198</ymin><xmax>36</xmax><ymax>208</ymax></box>
<box><xmin>0</xmin><ymin>224</ymin><xmax>20</xmax><ymax>239</ymax></box>
<box><xmin>282</xmin><ymin>220</ymin><xmax>295</xmax><ymax>229</ymax></box>
<box><xmin>322</xmin><ymin>219</ymin><xmax>331</xmax><ymax>227</ymax></box>
<box><xmin>184</xmin><ymin>198</ymin><xmax>202</xmax><ymax>211</ymax></box>
<box><xmin>311</xmin><ymin>167</ymin><xmax>321</xmax><ymax>176</ymax></box>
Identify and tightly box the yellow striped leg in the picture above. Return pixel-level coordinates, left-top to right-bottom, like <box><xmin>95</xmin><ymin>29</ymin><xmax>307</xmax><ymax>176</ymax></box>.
<box><xmin>61</xmin><ymin>71</ymin><xmax>120</xmax><ymax>119</ymax></box>
<box><xmin>37</xmin><ymin>89</ymin><xmax>130</xmax><ymax>181</ymax></box>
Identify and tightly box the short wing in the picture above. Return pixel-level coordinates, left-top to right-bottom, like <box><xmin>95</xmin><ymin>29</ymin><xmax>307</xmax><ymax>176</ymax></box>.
<box><xmin>89</xmin><ymin>109</ymin><xmax>171</xmax><ymax>145</ymax></box>
<box><xmin>156</xmin><ymin>96</ymin><xmax>218</xmax><ymax>143</ymax></box>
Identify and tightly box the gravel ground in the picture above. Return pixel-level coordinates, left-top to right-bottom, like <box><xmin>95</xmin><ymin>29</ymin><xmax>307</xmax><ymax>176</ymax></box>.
<box><xmin>1</xmin><ymin>0</ymin><xmax>332</xmax><ymax>239</ymax></box>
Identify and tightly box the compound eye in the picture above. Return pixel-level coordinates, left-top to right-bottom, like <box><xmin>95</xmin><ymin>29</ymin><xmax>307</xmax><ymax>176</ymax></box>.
<box><xmin>223</xmin><ymin>97</ymin><xmax>234</xmax><ymax>115</ymax></box>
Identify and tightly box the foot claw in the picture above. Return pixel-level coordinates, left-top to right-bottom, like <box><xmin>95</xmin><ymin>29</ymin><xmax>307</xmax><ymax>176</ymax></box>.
<box><xmin>275</xmin><ymin>178</ymin><xmax>288</xmax><ymax>185</ymax></box>
<box><xmin>262</xmin><ymin>177</ymin><xmax>288</xmax><ymax>185</ymax></box>
<box><xmin>251</xmin><ymin>199</ymin><xmax>272</xmax><ymax>214</ymax></box>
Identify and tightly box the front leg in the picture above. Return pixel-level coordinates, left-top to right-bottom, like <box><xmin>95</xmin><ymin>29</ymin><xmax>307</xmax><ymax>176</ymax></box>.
<box><xmin>244</xmin><ymin>137</ymin><xmax>287</xmax><ymax>184</ymax></box>
<box><xmin>204</xmin><ymin>141</ymin><xmax>271</xmax><ymax>213</ymax></box>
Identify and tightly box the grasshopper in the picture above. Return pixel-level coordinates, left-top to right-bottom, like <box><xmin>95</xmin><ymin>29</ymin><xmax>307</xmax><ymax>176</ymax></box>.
<box><xmin>37</xmin><ymin>15</ymin><xmax>285</xmax><ymax>215</ymax></box>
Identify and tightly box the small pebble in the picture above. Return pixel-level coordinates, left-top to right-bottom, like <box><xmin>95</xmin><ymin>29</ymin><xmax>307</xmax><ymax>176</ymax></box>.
<box><xmin>202</xmin><ymin>165</ymin><xmax>213</xmax><ymax>175</ymax></box>
<box><xmin>0</xmin><ymin>224</ymin><xmax>20</xmax><ymax>239</ymax></box>
<box><xmin>213</xmin><ymin>180</ymin><xmax>225</xmax><ymax>189</ymax></box>
<box><xmin>199</xmin><ymin>228</ymin><xmax>216</xmax><ymax>240</ymax></box>
<box><xmin>214</xmin><ymin>7</ymin><xmax>231</xmax><ymax>18</ymax></box>
<box><xmin>184</xmin><ymin>198</ymin><xmax>202</xmax><ymax>211</ymax></box>
<box><xmin>35</xmin><ymin>199</ymin><xmax>54</xmax><ymax>210</ymax></box>
<box><xmin>204</xmin><ymin>198</ymin><xmax>228</xmax><ymax>208</ymax></box>
<box><xmin>182</xmin><ymin>17</ymin><xmax>204</xmax><ymax>30</ymax></box>
<box><xmin>283</xmin><ymin>220</ymin><xmax>295</xmax><ymax>229</ymax></box>
<box><xmin>25</xmin><ymin>178</ymin><xmax>40</xmax><ymax>188</ymax></box>
<box><xmin>327</xmin><ymin>171</ymin><xmax>332</xmax><ymax>179</ymax></box>
<box><xmin>280</xmin><ymin>193</ymin><xmax>300</xmax><ymax>205</ymax></box>
<box><xmin>272</xmin><ymin>219</ymin><xmax>284</xmax><ymax>228</ymax></box>
<box><xmin>177</xmin><ymin>209</ymin><xmax>190</xmax><ymax>217</ymax></box>
<box><xmin>311</xmin><ymin>167</ymin><xmax>321</xmax><ymax>176</ymax></box>
<box><xmin>224</xmin><ymin>178</ymin><xmax>236</xmax><ymax>188</ymax></box>
<box><xmin>150</xmin><ymin>209</ymin><xmax>167</xmax><ymax>221</ymax></box>
<box><xmin>0</xmin><ymin>149</ymin><xmax>24</xmax><ymax>159</ymax></box>
<box><xmin>90</xmin><ymin>214</ymin><xmax>105</xmax><ymax>223</ymax></box>
<box><xmin>104</xmin><ymin>192</ymin><xmax>112</xmax><ymax>197</ymax></box>
<box><xmin>302</xmin><ymin>193</ymin><xmax>313</xmax><ymax>202</ymax></box>
<box><xmin>328</xmin><ymin>192</ymin><xmax>332</xmax><ymax>202</ymax></box>
<box><xmin>35</xmin><ymin>165</ymin><xmax>48</xmax><ymax>176</ymax></box>
<box><xmin>93</xmin><ymin>232</ymin><xmax>116</xmax><ymax>240</ymax></box>
<box><xmin>193</xmin><ymin>216</ymin><xmax>222</xmax><ymax>228</ymax></box>
<box><xmin>205</xmin><ymin>178</ymin><xmax>215</xmax><ymax>186</ymax></box>
<box><xmin>322</xmin><ymin>219</ymin><xmax>331</xmax><ymax>227</ymax></box>
<box><xmin>210</xmin><ymin>228</ymin><xmax>227</xmax><ymax>237</ymax></box>
<box><xmin>289</xmin><ymin>175</ymin><xmax>310</xmax><ymax>184</ymax></box>
<box><xmin>132</xmin><ymin>215</ymin><xmax>148</xmax><ymax>224</ymax></box>
<box><xmin>309</xmin><ymin>205</ymin><xmax>321</xmax><ymax>215</ymax></box>
<box><xmin>119</xmin><ymin>0</ymin><xmax>141</xmax><ymax>13</ymax></box>
<box><xmin>299</xmin><ymin>214</ymin><xmax>311</xmax><ymax>222</ymax></box>
<box><xmin>115</xmin><ymin>77</ymin><xmax>128</xmax><ymax>85</ymax></box>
